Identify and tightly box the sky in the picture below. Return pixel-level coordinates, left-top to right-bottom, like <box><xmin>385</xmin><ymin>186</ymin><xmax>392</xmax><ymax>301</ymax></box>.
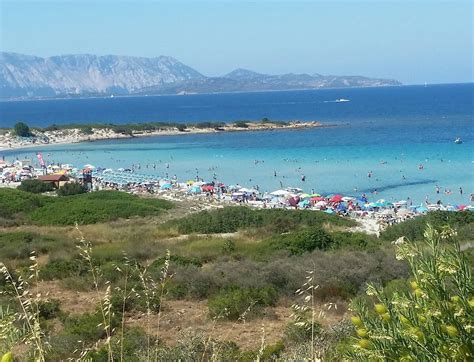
<box><xmin>0</xmin><ymin>0</ymin><xmax>472</xmax><ymax>84</ymax></box>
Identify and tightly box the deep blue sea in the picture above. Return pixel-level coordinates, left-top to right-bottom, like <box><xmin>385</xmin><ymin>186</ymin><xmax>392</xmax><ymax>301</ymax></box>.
<box><xmin>1</xmin><ymin>83</ymin><xmax>473</xmax><ymax>205</ymax></box>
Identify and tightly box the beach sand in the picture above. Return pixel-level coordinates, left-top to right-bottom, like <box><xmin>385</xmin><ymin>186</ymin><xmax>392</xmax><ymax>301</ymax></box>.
<box><xmin>0</xmin><ymin>121</ymin><xmax>323</xmax><ymax>151</ymax></box>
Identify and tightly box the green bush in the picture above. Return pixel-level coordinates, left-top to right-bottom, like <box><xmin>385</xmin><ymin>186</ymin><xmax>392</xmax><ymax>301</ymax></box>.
<box><xmin>347</xmin><ymin>225</ymin><xmax>473</xmax><ymax>360</ymax></box>
<box><xmin>0</xmin><ymin>231</ymin><xmax>67</xmax><ymax>261</ymax></box>
<box><xmin>164</xmin><ymin>207</ymin><xmax>354</xmax><ymax>235</ymax></box>
<box><xmin>40</xmin><ymin>258</ymin><xmax>89</xmax><ymax>280</ymax></box>
<box><xmin>269</xmin><ymin>227</ymin><xmax>334</xmax><ymax>255</ymax></box>
<box><xmin>17</xmin><ymin>179</ymin><xmax>55</xmax><ymax>194</ymax></box>
<box><xmin>13</xmin><ymin>122</ymin><xmax>32</xmax><ymax>137</ymax></box>
<box><xmin>233</xmin><ymin>121</ymin><xmax>249</xmax><ymax>128</ymax></box>
<box><xmin>208</xmin><ymin>286</ymin><xmax>278</xmax><ymax>320</ymax></box>
<box><xmin>27</xmin><ymin>190</ymin><xmax>173</xmax><ymax>225</ymax></box>
<box><xmin>0</xmin><ymin>188</ymin><xmax>50</xmax><ymax>218</ymax></box>
<box><xmin>56</xmin><ymin>182</ymin><xmax>87</xmax><ymax>196</ymax></box>
<box><xmin>61</xmin><ymin>310</ymin><xmax>120</xmax><ymax>343</ymax></box>
<box><xmin>80</xmin><ymin>126</ymin><xmax>94</xmax><ymax>135</ymax></box>
<box><xmin>38</xmin><ymin>299</ymin><xmax>61</xmax><ymax>320</ymax></box>
<box><xmin>381</xmin><ymin>211</ymin><xmax>474</xmax><ymax>242</ymax></box>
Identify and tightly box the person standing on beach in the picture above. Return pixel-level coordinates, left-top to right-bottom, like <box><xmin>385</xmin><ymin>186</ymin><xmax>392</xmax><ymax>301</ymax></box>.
<box><xmin>459</xmin><ymin>187</ymin><xmax>463</xmax><ymax>195</ymax></box>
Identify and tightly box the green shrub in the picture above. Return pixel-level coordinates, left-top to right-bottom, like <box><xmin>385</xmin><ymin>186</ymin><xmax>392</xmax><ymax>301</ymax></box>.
<box><xmin>0</xmin><ymin>231</ymin><xmax>66</xmax><ymax>261</ymax></box>
<box><xmin>208</xmin><ymin>286</ymin><xmax>278</xmax><ymax>320</ymax></box>
<box><xmin>347</xmin><ymin>225</ymin><xmax>473</xmax><ymax>360</ymax></box>
<box><xmin>381</xmin><ymin>211</ymin><xmax>474</xmax><ymax>242</ymax></box>
<box><xmin>61</xmin><ymin>310</ymin><xmax>120</xmax><ymax>343</ymax></box>
<box><xmin>40</xmin><ymin>258</ymin><xmax>88</xmax><ymax>280</ymax></box>
<box><xmin>80</xmin><ymin>126</ymin><xmax>94</xmax><ymax>135</ymax></box>
<box><xmin>0</xmin><ymin>188</ymin><xmax>50</xmax><ymax>219</ymax></box>
<box><xmin>17</xmin><ymin>179</ymin><xmax>55</xmax><ymax>194</ymax></box>
<box><xmin>28</xmin><ymin>190</ymin><xmax>173</xmax><ymax>225</ymax></box>
<box><xmin>38</xmin><ymin>299</ymin><xmax>61</xmax><ymax>320</ymax></box>
<box><xmin>271</xmin><ymin>227</ymin><xmax>334</xmax><ymax>255</ymax></box>
<box><xmin>13</xmin><ymin>122</ymin><xmax>32</xmax><ymax>137</ymax></box>
<box><xmin>164</xmin><ymin>207</ymin><xmax>354</xmax><ymax>235</ymax></box>
<box><xmin>233</xmin><ymin>121</ymin><xmax>249</xmax><ymax>128</ymax></box>
<box><xmin>56</xmin><ymin>182</ymin><xmax>87</xmax><ymax>196</ymax></box>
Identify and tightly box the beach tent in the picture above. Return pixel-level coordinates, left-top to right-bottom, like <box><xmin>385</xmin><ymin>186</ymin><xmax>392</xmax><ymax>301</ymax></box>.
<box><xmin>160</xmin><ymin>183</ymin><xmax>172</xmax><ymax>190</ymax></box>
<box><xmin>325</xmin><ymin>209</ymin><xmax>335</xmax><ymax>214</ymax></box>
<box><xmin>314</xmin><ymin>200</ymin><xmax>327</xmax><ymax>208</ymax></box>
<box><xmin>416</xmin><ymin>206</ymin><xmax>428</xmax><ymax>213</ymax></box>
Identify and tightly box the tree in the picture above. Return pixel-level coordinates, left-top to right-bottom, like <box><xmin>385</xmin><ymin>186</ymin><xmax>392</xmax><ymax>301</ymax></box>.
<box><xmin>13</xmin><ymin>122</ymin><xmax>32</xmax><ymax>137</ymax></box>
<box><xmin>347</xmin><ymin>225</ymin><xmax>473</xmax><ymax>360</ymax></box>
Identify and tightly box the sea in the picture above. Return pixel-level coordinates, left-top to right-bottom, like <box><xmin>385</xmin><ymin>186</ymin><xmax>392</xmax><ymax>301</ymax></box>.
<box><xmin>1</xmin><ymin>83</ymin><xmax>473</xmax><ymax>205</ymax></box>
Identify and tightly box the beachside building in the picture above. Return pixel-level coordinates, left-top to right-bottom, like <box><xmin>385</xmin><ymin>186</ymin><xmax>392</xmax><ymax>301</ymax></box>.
<box><xmin>38</xmin><ymin>174</ymin><xmax>70</xmax><ymax>188</ymax></box>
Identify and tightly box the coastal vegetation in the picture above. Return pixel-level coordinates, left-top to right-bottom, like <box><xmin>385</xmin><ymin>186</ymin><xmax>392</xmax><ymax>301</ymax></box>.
<box><xmin>3</xmin><ymin>118</ymin><xmax>293</xmax><ymax>134</ymax></box>
<box><xmin>13</xmin><ymin>122</ymin><xmax>32</xmax><ymax>137</ymax></box>
<box><xmin>0</xmin><ymin>189</ymin><xmax>472</xmax><ymax>360</ymax></box>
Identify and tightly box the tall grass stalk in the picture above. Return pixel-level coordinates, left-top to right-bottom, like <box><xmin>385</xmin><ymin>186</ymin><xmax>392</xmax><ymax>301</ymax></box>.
<box><xmin>75</xmin><ymin>225</ymin><xmax>114</xmax><ymax>361</ymax></box>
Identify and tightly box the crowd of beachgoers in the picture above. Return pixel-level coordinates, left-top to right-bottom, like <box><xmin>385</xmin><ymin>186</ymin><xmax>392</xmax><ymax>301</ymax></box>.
<box><xmin>2</xmin><ymin>158</ymin><xmax>473</xmax><ymax>235</ymax></box>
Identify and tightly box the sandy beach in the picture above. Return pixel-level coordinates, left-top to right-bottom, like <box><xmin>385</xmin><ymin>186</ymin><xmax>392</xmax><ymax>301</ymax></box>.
<box><xmin>0</xmin><ymin>121</ymin><xmax>324</xmax><ymax>151</ymax></box>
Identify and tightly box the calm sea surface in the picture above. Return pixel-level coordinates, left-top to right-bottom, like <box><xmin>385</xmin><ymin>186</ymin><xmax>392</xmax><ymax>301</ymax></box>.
<box><xmin>1</xmin><ymin>83</ymin><xmax>473</xmax><ymax>205</ymax></box>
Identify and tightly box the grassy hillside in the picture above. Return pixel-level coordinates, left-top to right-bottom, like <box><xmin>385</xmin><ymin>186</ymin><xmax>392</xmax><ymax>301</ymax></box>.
<box><xmin>0</xmin><ymin>188</ymin><xmax>173</xmax><ymax>225</ymax></box>
<box><xmin>0</xmin><ymin>192</ymin><xmax>472</xmax><ymax>360</ymax></box>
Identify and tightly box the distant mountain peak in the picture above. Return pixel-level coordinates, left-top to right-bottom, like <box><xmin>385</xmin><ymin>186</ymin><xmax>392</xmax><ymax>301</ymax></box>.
<box><xmin>224</xmin><ymin>68</ymin><xmax>265</xmax><ymax>80</ymax></box>
<box><xmin>0</xmin><ymin>52</ymin><xmax>401</xmax><ymax>99</ymax></box>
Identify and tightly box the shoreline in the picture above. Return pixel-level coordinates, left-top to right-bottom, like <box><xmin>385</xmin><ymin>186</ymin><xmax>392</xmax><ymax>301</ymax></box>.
<box><xmin>0</xmin><ymin>121</ymin><xmax>326</xmax><ymax>152</ymax></box>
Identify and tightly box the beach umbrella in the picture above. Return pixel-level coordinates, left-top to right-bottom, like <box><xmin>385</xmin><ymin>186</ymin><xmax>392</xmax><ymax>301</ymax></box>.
<box><xmin>314</xmin><ymin>200</ymin><xmax>327</xmax><ymax>208</ymax></box>
<box><xmin>288</xmin><ymin>196</ymin><xmax>300</xmax><ymax>207</ymax></box>
<box><xmin>298</xmin><ymin>200</ymin><xmax>310</xmax><ymax>208</ymax></box>
<box><xmin>310</xmin><ymin>193</ymin><xmax>321</xmax><ymax>197</ymax></box>
<box><xmin>457</xmin><ymin>205</ymin><xmax>466</xmax><ymax>210</ymax></box>
<box><xmin>299</xmin><ymin>193</ymin><xmax>311</xmax><ymax>199</ymax></box>
<box><xmin>160</xmin><ymin>183</ymin><xmax>172</xmax><ymax>190</ymax></box>
<box><xmin>190</xmin><ymin>186</ymin><xmax>202</xmax><ymax>193</ymax></box>
<box><xmin>342</xmin><ymin>196</ymin><xmax>355</xmax><ymax>202</ymax></box>
<box><xmin>271</xmin><ymin>189</ymin><xmax>290</xmax><ymax>196</ymax></box>
<box><xmin>311</xmin><ymin>196</ymin><xmax>325</xmax><ymax>202</ymax></box>
<box><xmin>329</xmin><ymin>194</ymin><xmax>343</xmax><ymax>203</ymax></box>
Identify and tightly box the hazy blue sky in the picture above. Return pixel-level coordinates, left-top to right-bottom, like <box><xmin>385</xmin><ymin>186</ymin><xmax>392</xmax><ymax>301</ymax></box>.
<box><xmin>1</xmin><ymin>0</ymin><xmax>472</xmax><ymax>84</ymax></box>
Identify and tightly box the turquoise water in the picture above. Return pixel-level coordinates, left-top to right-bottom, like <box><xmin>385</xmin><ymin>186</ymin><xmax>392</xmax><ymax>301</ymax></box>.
<box><xmin>1</xmin><ymin>84</ymin><xmax>473</xmax><ymax>205</ymax></box>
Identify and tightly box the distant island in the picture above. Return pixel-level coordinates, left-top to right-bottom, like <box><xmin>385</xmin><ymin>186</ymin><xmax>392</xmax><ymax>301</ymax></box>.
<box><xmin>0</xmin><ymin>52</ymin><xmax>401</xmax><ymax>99</ymax></box>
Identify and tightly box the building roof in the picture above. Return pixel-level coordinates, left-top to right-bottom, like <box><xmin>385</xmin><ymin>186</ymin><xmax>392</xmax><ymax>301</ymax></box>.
<box><xmin>38</xmin><ymin>174</ymin><xmax>69</xmax><ymax>182</ymax></box>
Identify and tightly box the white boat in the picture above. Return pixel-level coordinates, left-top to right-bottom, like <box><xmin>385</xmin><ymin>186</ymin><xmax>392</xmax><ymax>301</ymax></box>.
<box><xmin>454</xmin><ymin>137</ymin><xmax>463</xmax><ymax>144</ymax></box>
<box><xmin>335</xmin><ymin>98</ymin><xmax>350</xmax><ymax>102</ymax></box>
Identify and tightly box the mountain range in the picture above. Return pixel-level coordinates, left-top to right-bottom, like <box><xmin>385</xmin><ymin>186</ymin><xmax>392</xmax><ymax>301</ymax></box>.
<box><xmin>0</xmin><ymin>52</ymin><xmax>401</xmax><ymax>99</ymax></box>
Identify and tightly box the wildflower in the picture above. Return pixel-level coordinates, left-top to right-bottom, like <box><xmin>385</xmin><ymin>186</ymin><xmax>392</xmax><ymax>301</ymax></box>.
<box><xmin>443</xmin><ymin>325</ymin><xmax>459</xmax><ymax>337</ymax></box>
<box><xmin>409</xmin><ymin>327</ymin><xmax>424</xmax><ymax>341</ymax></box>
<box><xmin>374</xmin><ymin>303</ymin><xmax>387</xmax><ymax>314</ymax></box>
<box><xmin>468</xmin><ymin>298</ymin><xmax>474</xmax><ymax>308</ymax></box>
<box><xmin>410</xmin><ymin>281</ymin><xmax>418</xmax><ymax>290</ymax></box>
<box><xmin>399</xmin><ymin>315</ymin><xmax>411</xmax><ymax>326</ymax></box>
<box><xmin>1</xmin><ymin>352</ymin><xmax>13</xmax><ymax>362</ymax></box>
<box><xmin>358</xmin><ymin>339</ymin><xmax>370</xmax><ymax>349</ymax></box>
<box><xmin>381</xmin><ymin>313</ymin><xmax>391</xmax><ymax>322</ymax></box>
<box><xmin>450</xmin><ymin>296</ymin><xmax>461</xmax><ymax>303</ymax></box>
<box><xmin>413</xmin><ymin>288</ymin><xmax>423</xmax><ymax>297</ymax></box>
<box><xmin>351</xmin><ymin>316</ymin><xmax>363</xmax><ymax>327</ymax></box>
<box><xmin>356</xmin><ymin>328</ymin><xmax>368</xmax><ymax>338</ymax></box>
